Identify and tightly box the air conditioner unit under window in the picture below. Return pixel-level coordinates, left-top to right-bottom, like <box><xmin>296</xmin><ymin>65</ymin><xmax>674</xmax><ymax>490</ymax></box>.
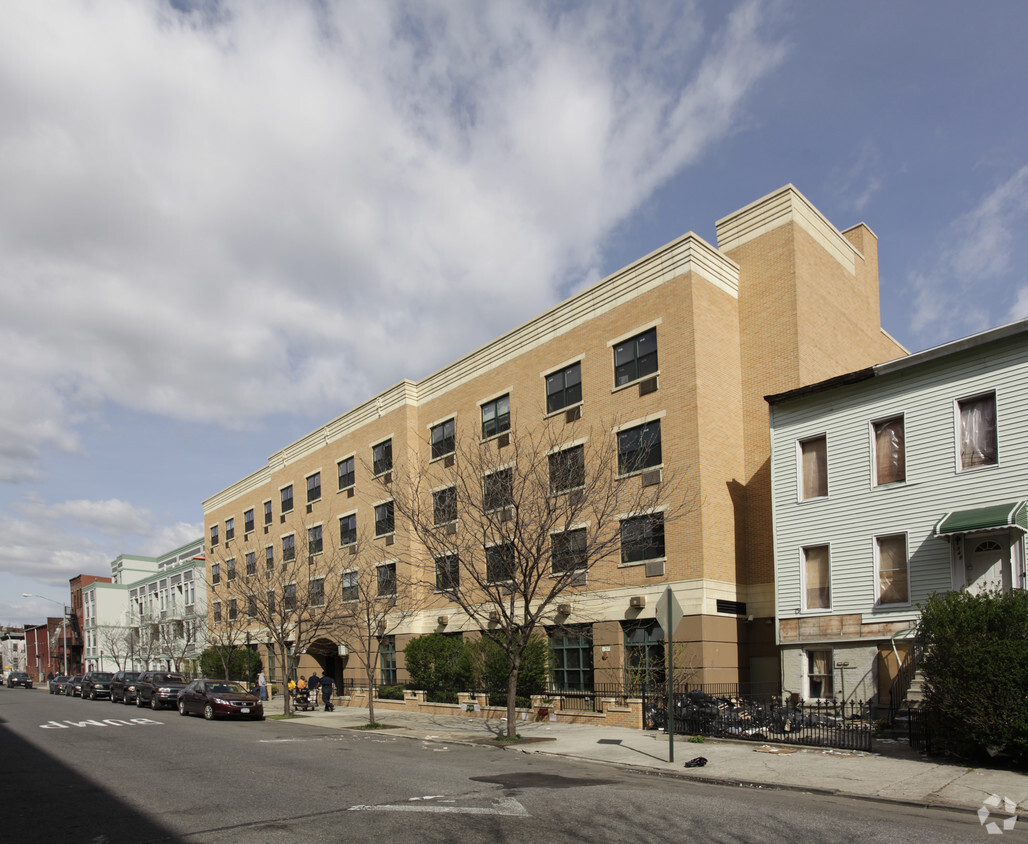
<box><xmin>629</xmin><ymin>596</ymin><xmax>645</xmax><ymax>608</ymax></box>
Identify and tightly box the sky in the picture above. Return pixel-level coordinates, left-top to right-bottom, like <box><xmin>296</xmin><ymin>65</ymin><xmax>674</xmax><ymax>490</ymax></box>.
<box><xmin>2</xmin><ymin>0</ymin><xmax>1027</xmax><ymax>626</ymax></box>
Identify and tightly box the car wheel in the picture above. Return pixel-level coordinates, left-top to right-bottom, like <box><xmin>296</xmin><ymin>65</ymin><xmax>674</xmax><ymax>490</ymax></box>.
<box><xmin>203</xmin><ymin>703</ymin><xmax>214</xmax><ymax>721</ymax></box>
<box><xmin>178</xmin><ymin>699</ymin><xmax>188</xmax><ymax>716</ymax></box>
<box><xmin>150</xmin><ymin>695</ymin><xmax>160</xmax><ymax>711</ymax></box>
<box><xmin>136</xmin><ymin>694</ymin><xmax>145</xmax><ymax>708</ymax></box>
<box><xmin>89</xmin><ymin>690</ymin><xmax>96</xmax><ymax>701</ymax></box>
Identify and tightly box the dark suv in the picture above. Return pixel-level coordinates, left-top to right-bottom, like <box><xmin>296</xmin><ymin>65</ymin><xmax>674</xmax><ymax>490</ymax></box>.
<box><xmin>135</xmin><ymin>671</ymin><xmax>187</xmax><ymax>710</ymax></box>
<box><xmin>6</xmin><ymin>672</ymin><xmax>32</xmax><ymax>688</ymax></box>
<box><xmin>110</xmin><ymin>671</ymin><xmax>142</xmax><ymax>704</ymax></box>
<box><xmin>80</xmin><ymin>672</ymin><xmax>114</xmax><ymax>700</ymax></box>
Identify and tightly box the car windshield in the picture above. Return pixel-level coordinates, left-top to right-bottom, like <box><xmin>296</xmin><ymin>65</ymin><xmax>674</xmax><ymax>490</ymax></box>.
<box><xmin>92</xmin><ymin>673</ymin><xmax>114</xmax><ymax>680</ymax></box>
<box><xmin>155</xmin><ymin>674</ymin><xmax>184</xmax><ymax>683</ymax></box>
<box><xmin>121</xmin><ymin>672</ymin><xmax>140</xmax><ymax>679</ymax></box>
<box><xmin>204</xmin><ymin>682</ymin><xmax>249</xmax><ymax>695</ymax></box>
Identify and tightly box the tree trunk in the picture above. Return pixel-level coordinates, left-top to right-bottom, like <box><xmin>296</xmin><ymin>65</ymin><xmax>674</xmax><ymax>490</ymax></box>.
<box><xmin>367</xmin><ymin>662</ymin><xmax>376</xmax><ymax>726</ymax></box>
<box><xmin>506</xmin><ymin>658</ymin><xmax>520</xmax><ymax>738</ymax></box>
<box><xmin>279</xmin><ymin>644</ymin><xmax>292</xmax><ymax>716</ymax></box>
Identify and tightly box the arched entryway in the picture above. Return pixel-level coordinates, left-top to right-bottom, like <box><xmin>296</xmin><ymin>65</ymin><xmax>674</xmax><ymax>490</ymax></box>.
<box><xmin>300</xmin><ymin>638</ymin><xmax>348</xmax><ymax>687</ymax></box>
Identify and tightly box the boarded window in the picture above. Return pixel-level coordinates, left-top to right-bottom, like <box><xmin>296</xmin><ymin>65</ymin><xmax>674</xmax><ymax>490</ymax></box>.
<box><xmin>800</xmin><ymin>436</ymin><xmax>827</xmax><ymax>499</ymax></box>
<box><xmin>877</xmin><ymin>534</ymin><xmax>909</xmax><ymax>605</ymax></box>
<box><xmin>803</xmin><ymin>545</ymin><xmax>830</xmax><ymax>610</ymax></box>
<box><xmin>958</xmin><ymin>393</ymin><xmax>997</xmax><ymax>469</ymax></box>
<box><xmin>873</xmin><ymin>417</ymin><xmax>905</xmax><ymax>485</ymax></box>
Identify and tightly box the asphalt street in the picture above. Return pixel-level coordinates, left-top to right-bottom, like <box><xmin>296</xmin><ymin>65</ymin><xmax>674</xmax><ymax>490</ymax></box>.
<box><xmin>0</xmin><ymin>687</ymin><xmax>1007</xmax><ymax>843</ymax></box>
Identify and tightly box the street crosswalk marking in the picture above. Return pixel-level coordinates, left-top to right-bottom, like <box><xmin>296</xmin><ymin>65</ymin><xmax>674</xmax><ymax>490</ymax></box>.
<box><xmin>349</xmin><ymin>796</ymin><xmax>528</xmax><ymax>816</ymax></box>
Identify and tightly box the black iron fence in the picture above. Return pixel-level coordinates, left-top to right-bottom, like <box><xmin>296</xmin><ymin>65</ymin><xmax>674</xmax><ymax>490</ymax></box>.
<box><xmin>547</xmin><ymin>684</ymin><xmax>630</xmax><ymax>712</ymax></box>
<box><xmin>642</xmin><ymin>685</ymin><xmax>873</xmax><ymax>752</ymax></box>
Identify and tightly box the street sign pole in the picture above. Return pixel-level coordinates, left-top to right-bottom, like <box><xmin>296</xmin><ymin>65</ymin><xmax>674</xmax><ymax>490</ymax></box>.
<box><xmin>656</xmin><ymin>586</ymin><xmax>684</xmax><ymax>763</ymax></box>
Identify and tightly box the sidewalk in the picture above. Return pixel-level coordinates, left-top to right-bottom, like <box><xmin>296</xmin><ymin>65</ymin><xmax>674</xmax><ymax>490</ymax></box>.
<box><xmin>279</xmin><ymin>704</ymin><xmax>1027</xmax><ymax>815</ymax></box>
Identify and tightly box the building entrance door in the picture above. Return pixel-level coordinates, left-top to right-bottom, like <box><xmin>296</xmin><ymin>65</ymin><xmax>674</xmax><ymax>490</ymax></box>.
<box><xmin>964</xmin><ymin>534</ymin><xmax>1008</xmax><ymax>593</ymax></box>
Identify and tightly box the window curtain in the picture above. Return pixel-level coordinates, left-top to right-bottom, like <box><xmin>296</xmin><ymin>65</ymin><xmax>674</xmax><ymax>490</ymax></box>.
<box><xmin>801</xmin><ymin>437</ymin><xmax>827</xmax><ymax>499</ymax></box>
<box><xmin>874</xmin><ymin>418</ymin><xmax>905</xmax><ymax>484</ymax></box>
<box><xmin>804</xmin><ymin>545</ymin><xmax>830</xmax><ymax>609</ymax></box>
<box><xmin>960</xmin><ymin>395</ymin><xmax>997</xmax><ymax>468</ymax></box>
<box><xmin>877</xmin><ymin>535</ymin><xmax>909</xmax><ymax>604</ymax></box>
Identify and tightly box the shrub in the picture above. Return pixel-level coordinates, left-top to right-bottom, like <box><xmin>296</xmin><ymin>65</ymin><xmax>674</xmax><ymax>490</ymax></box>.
<box><xmin>404</xmin><ymin>632</ymin><xmax>475</xmax><ymax>697</ymax></box>
<box><xmin>199</xmin><ymin>646</ymin><xmax>262</xmax><ymax>681</ymax></box>
<box><xmin>376</xmin><ymin>684</ymin><xmax>405</xmax><ymax>700</ymax></box>
<box><xmin>472</xmin><ymin>632</ymin><xmax>547</xmax><ymax>700</ymax></box>
<box><xmin>918</xmin><ymin>588</ymin><xmax>1028</xmax><ymax>763</ymax></box>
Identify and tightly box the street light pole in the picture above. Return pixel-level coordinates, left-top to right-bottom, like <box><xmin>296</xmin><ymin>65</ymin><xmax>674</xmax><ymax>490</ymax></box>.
<box><xmin>23</xmin><ymin>594</ymin><xmax>69</xmax><ymax>677</ymax></box>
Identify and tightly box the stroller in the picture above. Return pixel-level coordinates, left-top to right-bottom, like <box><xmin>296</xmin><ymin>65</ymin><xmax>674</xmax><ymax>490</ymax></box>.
<box><xmin>294</xmin><ymin>686</ymin><xmax>316</xmax><ymax>711</ymax></box>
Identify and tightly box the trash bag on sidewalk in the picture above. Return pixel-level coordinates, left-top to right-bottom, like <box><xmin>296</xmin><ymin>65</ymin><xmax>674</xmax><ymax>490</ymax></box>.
<box><xmin>683</xmin><ymin>756</ymin><xmax>707</xmax><ymax>768</ymax></box>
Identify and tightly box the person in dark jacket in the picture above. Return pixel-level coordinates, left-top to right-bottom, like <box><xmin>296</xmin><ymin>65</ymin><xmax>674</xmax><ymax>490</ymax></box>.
<box><xmin>320</xmin><ymin>674</ymin><xmax>334</xmax><ymax>712</ymax></box>
<box><xmin>307</xmin><ymin>670</ymin><xmax>319</xmax><ymax>707</ymax></box>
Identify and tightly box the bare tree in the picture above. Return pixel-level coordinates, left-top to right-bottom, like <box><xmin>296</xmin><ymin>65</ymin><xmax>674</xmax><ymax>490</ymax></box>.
<box><xmin>95</xmin><ymin>625</ymin><xmax>133</xmax><ymax>670</ymax></box>
<box><xmin>130</xmin><ymin>607</ymin><xmax>166</xmax><ymax>672</ymax></box>
<box><xmin>390</xmin><ymin>415</ymin><xmax>687</xmax><ymax>737</ymax></box>
<box><xmin>157</xmin><ymin>614</ymin><xmax>207</xmax><ymax>676</ymax></box>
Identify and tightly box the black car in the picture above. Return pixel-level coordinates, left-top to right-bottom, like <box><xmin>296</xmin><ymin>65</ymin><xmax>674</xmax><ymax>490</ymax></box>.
<box><xmin>49</xmin><ymin>674</ymin><xmax>69</xmax><ymax>694</ymax></box>
<box><xmin>58</xmin><ymin>675</ymin><xmax>82</xmax><ymax>696</ymax></box>
<box><xmin>80</xmin><ymin>672</ymin><xmax>114</xmax><ymax>700</ymax></box>
<box><xmin>6</xmin><ymin>672</ymin><xmax>32</xmax><ymax>688</ymax></box>
<box><xmin>135</xmin><ymin>671</ymin><xmax>187</xmax><ymax>710</ymax></box>
<box><xmin>110</xmin><ymin>671</ymin><xmax>142</xmax><ymax>704</ymax></box>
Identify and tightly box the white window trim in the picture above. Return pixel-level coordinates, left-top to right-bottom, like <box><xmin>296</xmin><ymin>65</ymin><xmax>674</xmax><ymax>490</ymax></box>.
<box><xmin>606</xmin><ymin>319</ymin><xmax>662</xmax><ymax>349</ymax></box>
<box><xmin>953</xmin><ymin>390</ymin><xmax>1000</xmax><ymax>473</ymax></box>
<box><xmin>868</xmin><ymin>413</ymin><xmax>906</xmax><ymax>489</ymax></box>
<box><xmin>426</xmin><ymin>413</ymin><xmax>458</xmax><ymax>431</ymax></box>
<box><xmin>611</xmin><ymin>410</ymin><xmax>667</xmax><ymax>434</ymax></box>
<box><xmin>873</xmin><ymin>531</ymin><xmax>911</xmax><ymax>608</ymax></box>
<box><xmin>796</xmin><ymin>433</ymin><xmax>829</xmax><ymax>503</ymax></box>
<box><xmin>545</xmin><ymin>437</ymin><xmax>589</xmax><ymax>456</ymax></box>
<box><xmin>800</xmin><ymin>543</ymin><xmax>832</xmax><ymax>614</ymax></box>
<box><xmin>804</xmin><ymin>648</ymin><xmax>835</xmax><ymax>702</ymax></box>
<box><xmin>476</xmin><ymin>389</ymin><xmax>514</xmax><ymax>409</ymax></box>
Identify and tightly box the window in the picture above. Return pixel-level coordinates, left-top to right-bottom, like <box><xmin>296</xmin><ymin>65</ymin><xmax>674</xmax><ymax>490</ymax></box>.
<box><xmin>225</xmin><ymin>518</ymin><xmax>235</xmax><ymax>541</ymax></box>
<box><xmin>803</xmin><ymin>545</ymin><xmax>831</xmax><ymax>611</ymax></box>
<box><xmin>283</xmin><ymin>534</ymin><xmax>295</xmax><ymax>563</ymax></box>
<box><xmin>210</xmin><ymin>524</ymin><xmax>219</xmax><ymax>547</ymax></box>
<box><xmin>546</xmin><ymin>362</ymin><xmax>582</xmax><ymax>413</ymax></box>
<box><xmin>481</xmin><ymin>394</ymin><xmax>510</xmax><ymax>439</ymax></box>
<box><xmin>617</xmin><ymin>421</ymin><xmax>661</xmax><ymax>474</ymax></box>
<box><xmin>264</xmin><ymin>500</ymin><xmax>273</xmax><ymax>526</ymax></box>
<box><xmin>550</xmin><ymin>625</ymin><xmax>593</xmax><ymax>691</ymax></box>
<box><xmin>213</xmin><ymin>601</ymin><xmax>221</xmax><ymax>622</ymax></box>
<box><xmin>228</xmin><ymin>599</ymin><xmax>238</xmax><ymax>621</ymax></box>
<box><xmin>614</xmin><ymin>327</ymin><xmax>657</xmax><ymax>387</ymax></box>
<box><xmin>247</xmin><ymin>595</ymin><xmax>257</xmax><ymax>619</ymax></box>
<box><xmin>244</xmin><ymin>508</ymin><xmax>254</xmax><ymax>534</ymax></box>
<box><xmin>211</xmin><ymin>563</ymin><xmax>220</xmax><ymax>585</ymax></box>
<box><xmin>435</xmin><ymin>553</ymin><xmax>459</xmax><ymax>591</ymax></box>
<box><xmin>375</xmin><ymin>501</ymin><xmax>394</xmax><ymax>536</ymax></box>
<box><xmin>486</xmin><ymin>542</ymin><xmax>515</xmax><ymax>583</ymax></box>
<box><xmin>373</xmin><ymin>439</ymin><xmax>393</xmax><ymax>476</ymax></box>
<box><xmin>337</xmin><ymin>456</ymin><xmax>355</xmax><ymax>490</ymax></box>
<box><xmin>552</xmin><ymin>528</ymin><xmax>587</xmax><ymax>574</ymax></box>
<box><xmin>431</xmin><ymin>418</ymin><xmax>455</xmax><ymax>459</ymax></box>
<box><xmin>245</xmin><ymin>552</ymin><xmax>256</xmax><ymax>577</ymax></box>
<box><xmin>309</xmin><ymin>577</ymin><xmax>325</xmax><ymax>607</ymax></box>
<box><xmin>265</xmin><ymin>545</ymin><xmax>274</xmax><ymax>571</ymax></box>
<box><xmin>226</xmin><ymin>559</ymin><xmax>236</xmax><ymax>581</ymax></box>
<box><xmin>281</xmin><ymin>485</ymin><xmax>294</xmax><ymax>514</ymax></box>
<box><xmin>958</xmin><ymin>393</ymin><xmax>998</xmax><ymax>470</ymax></box>
<box><xmin>620</xmin><ymin>514</ymin><xmax>665</xmax><ymax>564</ymax></box>
<box><xmin>799</xmin><ymin>435</ymin><xmax>828</xmax><ymax>500</ymax></box>
<box><xmin>873</xmin><ymin>417</ymin><xmax>905</xmax><ymax>485</ymax></box>
<box><xmin>549</xmin><ymin>445</ymin><xmax>585</xmax><ymax>493</ymax></box>
<box><xmin>483</xmin><ymin>468</ymin><xmax>513</xmax><ymax>511</ymax></box>
<box><xmin>876</xmin><ymin>534</ymin><xmax>909</xmax><ymax>605</ymax></box>
<box><xmin>433</xmin><ymin>486</ymin><xmax>457</xmax><ymax>525</ymax></box>
<box><xmin>342</xmin><ymin>571</ymin><xmax>358</xmax><ymax>602</ymax></box>
<box><xmin>284</xmin><ymin>584</ymin><xmax>296</xmax><ymax>611</ymax></box>
<box><xmin>623</xmin><ymin>620</ymin><xmax>664</xmax><ymax>686</ymax></box>
<box><xmin>267</xmin><ymin>589</ymin><xmax>276</xmax><ymax>613</ymax></box>
<box><xmin>308</xmin><ymin>525</ymin><xmax>323</xmax><ymax>555</ymax></box>
<box><xmin>807</xmin><ymin>649</ymin><xmax>833</xmax><ymax>698</ymax></box>
<box><xmin>377</xmin><ymin>563</ymin><xmax>396</xmax><ymax>596</ymax></box>
<box><xmin>379</xmin><ymin>635</ymin><xmax>397</xmax><ymax>684</ymax></box>
<box><xmin>339</xmin><ymin>513</ymin><xmax>357</xmax><ymax>546</ymax></box>
<box><xmin>307</xmin><ymin>472</ymin><xmax>322</xmax><ymax>504</ymax></box>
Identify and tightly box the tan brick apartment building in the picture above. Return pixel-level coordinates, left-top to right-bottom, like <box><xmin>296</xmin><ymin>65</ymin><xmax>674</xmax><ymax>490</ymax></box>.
<box><xmin>202</xmin><ymin>185</ymin><xmax>905</xmax><ymax>693</ymax></box>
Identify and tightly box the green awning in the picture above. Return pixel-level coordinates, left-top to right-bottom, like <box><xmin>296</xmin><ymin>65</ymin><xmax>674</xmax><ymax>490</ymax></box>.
<box><xmin>934</xmin><ymin>501</ymin><xmax>1027</xmax><ymax>536</ymax></box>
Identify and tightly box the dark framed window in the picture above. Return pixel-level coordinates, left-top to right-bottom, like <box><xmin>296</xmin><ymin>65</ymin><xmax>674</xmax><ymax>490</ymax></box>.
<box><xmin>309</xmin><ymin>577</ymin><xmax>325</xmax><ymax>607</ymax></box>
<box><xmin>379</xmin><ymin>635</ymin><xmax>397</xmax><ymax>684</ymax></box>
<box><xmin>431</xmin><ymin>418</ymin><xmax>455</xmax><ymax>459</ymax></box>
<box><xmin>267</xmin><ymin>590</ymin><xmax>275</xmax><ymax>613</ymax></box>
<box><xmin>225</xmin><ymin>518</ymin><xmax>235</xmax><ymax>541</ymax></box>
<box><xmin>211</xmin><ymin>563</ymin><xmax>220</xmax><ymax>586</ymax></box>
<box><xmin>549</xmin><ymin>625</ymin><xmax>593</xmax><ymax>691</ymax></box>
<box><xmin>265</xmin><ymin>545</ymin><xmax>274</xmax><ymax>571</ymax></box>
<box><xmin>483</xmin><ymin>468</ymin><xmax>513</xmax><ymax>511</ymax></box>
<box><xmin>377</xmin><ymin>563</ymin><xmax>396</xmax><ymax>596</ymax></box>
<box><xmin>284</xmin><ymin>583</ymin><xmax>297</xmax><ymax>611</ymax></box>
<box><xmin>264</xmin><ymin>500</ymin><xmax>273</xmax><ymax>526</ymax></box>
<box><xmin>617</xmin><ymin>420</ymin><xmax>662</xmax><ymax>474</ymax></box>
<box><xmin>247</xmin><ymin>595</ymin><xmax>257</xmax><ymax>619</ymax></box>
<box><xmin>244</xmin><ymin>509</ymin><xmax>254</xmax><ymax>534</ymax></box>
<box><xmin>435</xmin><ymin>553</ymin><xmax>459</xmax><ymax>591</ymax></box>
<box><xmin>339</xmin><ymin>513</ymin><xmax>357</xmax><ymax>546</ymax></box>
<box><xmin>245</xmin><ymin>552</ymin><xmax>256</xmax><ymax>577</ymax></box>
<box><xmin>486</xmin><ymin>542</ymin><xmax>515</xmax><ymax>583</ymax></box>
<box><xmin>546</xmin><ymin>361</ymin><xmax>582</xmax><ymax>413</ymax></box>
<box><xmin>307</xmin><ymin>472</ymin><xmax>321</xmax><ymax>503</ymax></box>
<box><xmin>623</xmin><ymin>620</ymin><xmax>665</xmax><ymax>685</ymax></box>
<box><xmin>373</xmin><ymin>440</ymin><xmax>393</xmax><ymax>476</ymax></box>
<box><xmin>283</xmin><ymin>534</ymin><xmax>296</xmax><ymax>562</ymax></box>
<box><xmin>549</xmin><ymin>445</ymin><xmax>585</xmax><ymax>493</ymax></box>
<box><xmin>210</xmin><ymin>524</ymin><xmax>219</xmax><ymax>547</ymax></box>
<box><xmin>375</xmin><ymin>501</ymin><xmax>394</xmax><ymax>536</ymax></box>
<box><xmin>213</xmin><ymin>601</ymin><xmax>222</xmax><ymax>622</ymax></box>
<box><xmin>228</xmin><ymin>599</ymin><xmax>237</xmax><ymax>621</ymax></box>
<box><xmin>614</xmin><ymin>327</ymin><xmax>658</xmax><ymax>387</ymax></box>
<box><xmin>551</xmin><ymin>528</ymin><xmax>587</xmax><ymax>574</ymax></box>
<box><xmin>337</xmin><ymin>456</ymin><xmax>355</xmax><ymax>490</ymax></box>
<box><xmin>481</xmin><ymin>394</ymin><xmax>510</xmax><ymax>439</ymax></box>
<box><xmin>807</xmin><ymin>649</ymin><xmax>833</xmax><ymax>698</ymax></box>
<box><xmin>308</xmin><ymin>525</ymin><xmax>323</xmax><ymax>555</ymax></box>
<box><xmin>620</xmin><ymin>513</ymin><xmax>665</xmax><ymax>564</ymax></box>
<box><xmin>433</xmin><ymin>486</ymin><xmax>457</xmax><ymax>525</ymax></box>
<box><xmin>281</xmin><ymin>485</ymin><xmax>294</xmax><ymax>514</ymax></box>
<box><xmin>342</xmin><ymin>571</ymin><xmax>357</xmax><ymax>602</ymax></box>
<box><xmin>226</xmin><ymin>559</ymin><xmax>236</xmax><ymax>581</ymax></box>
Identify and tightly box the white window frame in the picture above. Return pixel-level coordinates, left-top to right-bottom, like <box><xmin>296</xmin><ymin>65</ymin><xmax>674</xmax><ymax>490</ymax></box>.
<box><xmin>797</xmin><ymin>434</ymin><xmax>829</xmax><ymax>502</ymax></box>
<box><xmin>874</xmin><ymin>532</ymin><xmax>911</xmax><ymax>608</ymax></box>
<box><xmin>800</xmin><ymin>543</ymin><xmax>831</xmax><ymax>613</ymax></box>
<box><xmin>869</xmin><ymin>414</ymin><xmax>906</xmax><ymax>488</ymax></box>
<box><xmin>954</xmin><ymin>390</ymin><xmax>999</xmax><ymax>472</ymax></box>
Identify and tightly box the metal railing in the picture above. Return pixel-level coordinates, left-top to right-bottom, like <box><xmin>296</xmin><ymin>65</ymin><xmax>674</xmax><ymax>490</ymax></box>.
<box><xmin>887</xmin><ymin>633</ymin><xmax>923</xmax><ymax>723</ymax></box>
<box><xmin>548</xmin><ymin>684</ymin><xmax>631</xmax><ymax>712</ymax></box>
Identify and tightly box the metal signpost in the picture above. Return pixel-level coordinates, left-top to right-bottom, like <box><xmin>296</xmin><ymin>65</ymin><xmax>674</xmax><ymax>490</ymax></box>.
<box><xmin>656</xmin><ymin>586</ymin><xmax>684</xmax><ymax>762</ymax></box>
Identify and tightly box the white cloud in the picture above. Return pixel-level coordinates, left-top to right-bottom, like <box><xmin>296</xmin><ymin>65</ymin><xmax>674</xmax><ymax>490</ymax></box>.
<box><xmin>1010</xmin><ymin>286</ymin><xmax>1028</xmax><ymax>322</ymax></box>
<box><xmin>0</xmin><ymin>0</ymin><xmax>786</xmax><ymax>482</ymax></box>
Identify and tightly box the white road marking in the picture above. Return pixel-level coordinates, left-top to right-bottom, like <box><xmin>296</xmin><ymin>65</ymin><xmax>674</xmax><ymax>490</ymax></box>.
<box><xmin>39</xmin><ymin>718</ymin><xmax>162</xmax><ymax>729</ymax></box>
<box><xmin>349</xmin><ymin>797</ymin><xmax>528</xmax><ymax>816</ymax></box>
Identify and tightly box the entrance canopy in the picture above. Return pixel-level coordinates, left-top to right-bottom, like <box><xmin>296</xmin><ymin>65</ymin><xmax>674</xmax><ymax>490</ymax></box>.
<box><xmin>934</xmin><ymin>501</ymin><xmax>1027</xmax><ymax>536</ymax></box>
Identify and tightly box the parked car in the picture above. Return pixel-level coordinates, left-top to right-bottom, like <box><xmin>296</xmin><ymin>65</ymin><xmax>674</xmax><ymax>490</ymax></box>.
<box><xmin>110</xmin><ymin>671</ymin><xmax>142</xmax><ymax>704</ymax></box>
<box><xmin>59</xmin><ymin>675</ymin><xmax>82</xmax><ymax>696</ymax></box>
<box><xmin>7</xmin><ymin>672</ymin><xmax>33</xmax><ymax>688</ymax></box>
<box><xmin>177</xmin><ymin>679</ymin><xmax>264</xmax><ymax>721</ymax></box>
<box><xmin>49</xmin><ymin>674</ymin><xmax>69</xmax><ymax>694</ymax></box>
<box><xmin>80</xmin><ymin>672</ymin><xmax>114</xmax><ymax>700</ymax></box>
<box><xmin>135</xmin><ymin>671</ymin><xmax>187</xmax><ymax>710</ymax></box>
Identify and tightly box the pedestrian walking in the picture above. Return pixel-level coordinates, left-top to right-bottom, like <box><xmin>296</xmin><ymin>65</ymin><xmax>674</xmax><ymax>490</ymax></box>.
<box><xmin>308</xmin><ymin>670</ymin><xmax>319</xmax><ymax>707</ymax></box>
<box><xmin>257</xmin><ymin>670</ymin><xmax>268</xmax><ymax>701</ymax></box>
<box><xmin>320</xmin><ymin>674</ymin><xmax>335</xmax><ymax>712</ymax></box>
